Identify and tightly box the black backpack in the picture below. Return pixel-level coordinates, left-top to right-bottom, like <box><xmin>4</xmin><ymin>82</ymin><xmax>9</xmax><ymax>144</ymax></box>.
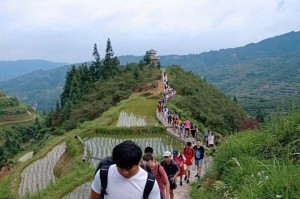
<box><xmin>99</xmin><ymin>164</ymin><xmax>155</xmax><ymax>199</ymax></box>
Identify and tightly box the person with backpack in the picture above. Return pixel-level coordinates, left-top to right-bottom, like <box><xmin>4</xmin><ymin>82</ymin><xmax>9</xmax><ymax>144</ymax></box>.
<box><xmin>160</xmin><ymin>151</ymin><xmax>180</xmax><ymax>199</ymax></box>
<box><xmin>90</xmin><ymin>140</ymin><xmax>160</xmax><ymax>199</ymax></box>
<box><xmin>190</xmin><ymin>124</ymin><xmax>197</xmax><ymax>144</ymax></box>
<box><xmin>141</xmin><ymin>147</ymin><xmax>154</xmax><ymax>173</ymax></box>
<box><xmin>172</xmin><ymin>149</ymin><xmax>186</xmax><ymax>186</ymax></box>
<box><xmin>143</xmin><ymin>153</ymin><xmax>170</xmax><ymax>199</ymax></box>
<box><xmin>183</xmin><ymin>142</ymin><xmax>195</xmax><ymax>183</ymax></box>
<box><xmin>193</xmin><ymin>140</ymin><xmax>205</xmax><ymax>179</ymax></box>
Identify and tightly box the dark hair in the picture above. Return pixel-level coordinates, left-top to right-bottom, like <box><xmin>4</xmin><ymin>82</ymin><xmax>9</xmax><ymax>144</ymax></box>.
<box><xmin>112</xmin><ymin>140</ymin><xmax>142</xmax><ymax>169</ymax></box>
<box><xmin>144</xmin><ymin>146</ymin><xmax>153</xmax><ymax>154</ymax></box>
<box><xmin>187</xmin><ymin>141</ymin><xmax>192</xmax><ymax>146</ymax></box>
<box><xmin>143</xmin><ymin>153</ymin><xmax>154</xmax><ymax>162</ymax></box>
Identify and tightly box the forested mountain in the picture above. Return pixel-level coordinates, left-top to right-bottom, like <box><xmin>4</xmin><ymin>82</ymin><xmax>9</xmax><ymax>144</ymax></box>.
<box><xmin>0</xmin><ymin>60</ymin><xmax>67</xmax><ymax>81</ymax></box>
<box><xmin>120</xmin><ymin>31</ymin><xmax>300</xmax><ymax>118</ymax></box>
<box><xmin>1</xmin><ymin>31</ymin><xmax>299</xmax><ymax>117</ymax></box>
<box><xmin>0</xmin><ymin>65</ymin><xmax>71</xmax><ymax>112</ymax></box>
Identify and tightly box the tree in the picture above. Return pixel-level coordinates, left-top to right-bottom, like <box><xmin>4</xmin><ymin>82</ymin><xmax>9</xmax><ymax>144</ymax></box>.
<box><xmin>90</xmin><ymin>44</ymin><xmax>102</xmax><ymax>81</ymax></box>
<box><xmin>233</xmin><ymin>96</ymin><xmax>238</xmax><ymax>103</ymax></box>
<box><xmin>103</xmin><ymin>38</ymin><xmax>120</xmax><ymax>79</ymax></box>
<box><xmin>255</xmin><ymin>109</ymin><xmax>265</xmax><ymax>123</ymax></box>
<box><xmin>157</xmin><ymin>60</ymin><xmax>161</xmax><ymax>69</ymax></box>
<box><xmin>143</xmin><ymin>51</ymin><xmax>151</xmax><ymax>65</ymax></box>
<box><xmin>69</xmin><ymin>76</ymin><xmax>81</xmax><ymax>105</ymax></box>
<box><xmin>61</xmin><ymin>65</ymin><xmax>77</xmax><ymax>107</ymax></box>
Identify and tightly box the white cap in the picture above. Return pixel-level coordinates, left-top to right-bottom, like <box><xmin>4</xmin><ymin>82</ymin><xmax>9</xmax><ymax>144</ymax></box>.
<box><xmin>163</xmin><ymin>151</ymin><xmax>171</xmax><ymax>157</ymax></box>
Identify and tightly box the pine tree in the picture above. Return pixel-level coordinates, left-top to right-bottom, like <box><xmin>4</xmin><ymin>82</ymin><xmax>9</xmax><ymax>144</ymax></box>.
<box><xmin>255</xmin><ymin>109</ymin><xmax>265</xmax><ymax>123</ymax></box>
<box><xmin>143</xmin><ymin>51</ymin><xmax>151</xmax><ymax>65</ymax></box>
<box><xmin>90</xmin><ymin>44</ymin><xmax>102</xmax><ymax>81</ymax></box>
<box><xmin>233</xmin><ymin>96</ymin><xmax>238</xmax><ymax>103</ymax></box>
<box><xmin>61</xmin><ymin>65</ymin><xmax>77</xmax><ymax>107</ymax></box>
<box><xmin>103</xmin><ymin>38</ymin><xmax>120</xmax><ymax>79</ymax></box>
<box><xmin>157</xmin><ymin>60</ymin><xmax>161</xmax><ymax>69</ymax></box>
<box><xmin>69</xmin><ymin>76</ymin><xmax>81</xmax><ymax>105</ymax></box>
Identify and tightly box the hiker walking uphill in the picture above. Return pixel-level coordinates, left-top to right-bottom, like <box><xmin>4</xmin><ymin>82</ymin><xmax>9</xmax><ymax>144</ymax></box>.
<box><xmin>90</xmin><ymin>140</ymin><xmax>160</xmax><ymax>199</ymax></box>
<box><xmin>143</xmin><ymin>153</ymin><xmax>170</xmax><ymax>199</ymax></box>
<box><xmin>158</xmin><ymin>69</ymin><xmax>212</xmax><ymax>198</ymax></box>
<box><xmin>160</xmin><ymin>151</ymin><xmax>180</xmax><ymax>199</ymax></box>
<box><xmin>183</xmin><ymin>142</ymin><xmax>195</xmax><ymax>183</ymax></box>
<box><xmin>193</xmin><ymin>140</ymin><xmax>205</xmax><ymax>179</ymax></box>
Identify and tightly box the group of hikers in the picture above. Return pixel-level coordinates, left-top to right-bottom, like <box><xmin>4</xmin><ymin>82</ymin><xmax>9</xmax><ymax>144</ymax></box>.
<box><xmin>89</xmin><ymin>71</ymin><xmax>214</xmax><ymax>198</ymax></box>
<box><xmin>89</xmin><ymin>140</ymin><xmax>206</xmax><ymax>199</ymax></box>
<box><xmin>158</xmin><ymin>72</ymin><xmax>215</xmax><ymax>147</ymax></box>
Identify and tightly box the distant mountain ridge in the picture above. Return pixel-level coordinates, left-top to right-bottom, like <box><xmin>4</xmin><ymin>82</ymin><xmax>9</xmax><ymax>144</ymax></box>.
<box><xmin>1</xmin><ymin>31</ymin><xmax>299</xmax><ymax>115</ymax></box>
<box><xmin>0</xmin><ymin>60</ymin><xmax>67</xmax><ymax>81</ymax></box>
<box><xmin>0</xmin><ymin>65</ymin><xmax>71</xmax><ymax>111</ymax></box>
<box><xmin>120</xmin><ymin>31</ymin><xmax>300</xmax><ymax>116</ymax></box>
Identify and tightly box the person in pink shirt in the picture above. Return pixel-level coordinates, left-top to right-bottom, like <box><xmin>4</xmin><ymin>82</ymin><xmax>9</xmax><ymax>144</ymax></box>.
<box><xmin>184</xmin><ymin>120</ymin><xmax>190</xmax><ymax>139</ymax></box>
<box><xmin>144</xmin><ymin>153</ymin><xmax>170</xmax><ymax>199</ymax></box>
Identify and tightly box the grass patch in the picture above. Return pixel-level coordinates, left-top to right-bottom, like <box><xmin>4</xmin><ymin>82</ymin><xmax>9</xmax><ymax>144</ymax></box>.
<box><xmin>190</xmin><ymin>108</ymin><xmax>300</xmax><ymax>199</ymax></box>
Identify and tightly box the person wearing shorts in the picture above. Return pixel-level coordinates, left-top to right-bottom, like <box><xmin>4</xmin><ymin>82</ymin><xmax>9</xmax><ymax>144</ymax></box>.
<box><xmin>184</xmin><ymin>120</ymin><xmax>190</xmax><ymax>138</ymax></box>
<box><xmin>183</xmin><ymin>141</ymin><xmax>195</xmax><ymax>183</ymax></box>
<box><xmin>193</xmin><ymin>140</ymin><xmax>205</xmax><ymax>179</ymax></box>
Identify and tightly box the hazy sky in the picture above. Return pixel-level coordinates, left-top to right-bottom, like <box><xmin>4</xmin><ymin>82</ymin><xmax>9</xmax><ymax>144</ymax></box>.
<box><xmin>0</xmin><ymin>0</ymin><xmax>299</xmax><ymax>63</ymax></box>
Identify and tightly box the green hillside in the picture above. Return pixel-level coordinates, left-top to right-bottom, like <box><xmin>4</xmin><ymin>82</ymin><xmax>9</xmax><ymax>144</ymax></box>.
<box><xmin>119</xmin><ymin>31</ymin><xmax>300</xmax><ymax>118</ymax></box>
<box><xmin>0</xmin><ymin>65</ymin><xmax>71</xmax><ymax>112</ymax></box>
<box><xmin>0</xmin><ymin>92</ymin><xmax>35</xmax><ymax>125</ymax></box>
<box><xmin>191</xmin><ymin>108</ymin><xmax>300</xmax><ymax>199</ymax></box>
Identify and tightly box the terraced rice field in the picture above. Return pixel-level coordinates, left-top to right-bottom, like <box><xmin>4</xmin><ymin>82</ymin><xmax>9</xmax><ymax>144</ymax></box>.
<box><xmin>63</xmin><ymin>135</ymin><xmax>183</xmax><ymax>199</ymax></box>
<box><xmin>117</xmin><ymin>111</ymin><xmax>148</xmax><ymax>126</ymax></box>
<box><xmin>18</xmin><ymin>142</ymin><xmax>66</xmax><ymax>196</ymax></box>
<box><xmin>64</xmin><ymin>182</ymin><xmax>91</xmax><ymax>199</ymax></box>
<box><xmin>85</xmin><ymin>136</ymin><xmax>177</xmax><ymax>168</ymax></box>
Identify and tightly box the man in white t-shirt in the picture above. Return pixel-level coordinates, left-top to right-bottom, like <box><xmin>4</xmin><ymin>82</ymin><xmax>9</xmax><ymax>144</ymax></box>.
<box><xmin>90</xmin><ymin>140</ymin><xmax>160</xmax><ymax>199</ymax></box>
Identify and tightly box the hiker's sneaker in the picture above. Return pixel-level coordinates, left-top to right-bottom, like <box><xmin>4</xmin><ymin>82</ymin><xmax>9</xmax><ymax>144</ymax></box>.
<box><xmin>180</xmin><ymin>181</ymin><xmax>182</xmax><ymax>186</ymax></box>
<box><xmin>184</xmin><ymin>176</ymin><xmax>187</xmax><ymax>181</ymax></box>
<box><xmin>195</xmin><ymin>174</ymin><xmax>199</xmax><ymax>177</ymax></box>
<box><xmin>187</xmin><ymin>179</ymin><xmax>189</xmax><ymax>183</ymax></box>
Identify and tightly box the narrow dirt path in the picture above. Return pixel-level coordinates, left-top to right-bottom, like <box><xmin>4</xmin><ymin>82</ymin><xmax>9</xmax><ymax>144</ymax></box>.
<box><xmin>158</xmin><ymin>69</ymin><xmax>212</xmax><ymax>199</ymax></box>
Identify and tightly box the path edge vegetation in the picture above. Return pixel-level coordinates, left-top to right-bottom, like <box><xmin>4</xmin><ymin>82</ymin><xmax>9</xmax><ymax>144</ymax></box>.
<box><xmin>189</xmin><ymin>108</ymin><xmax>300</xmax><ymax>199</ymax></box>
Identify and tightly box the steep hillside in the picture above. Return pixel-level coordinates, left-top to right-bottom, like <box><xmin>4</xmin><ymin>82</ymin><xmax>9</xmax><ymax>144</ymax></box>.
<box><xmin>0</xmin><ymin>65</ymin><xmax>71</xmax><ymax>112</ymax></box>
<box><xmin>166</xmin><ymin>65</ymin><xmax>246</xmax><ymax>134</ymax></box>
<box><xmin>120</xmin><ymin>31</ymin><xmax>300</xmax><ymax>117</ymax></box>
<box><xmin>0</xmin><ymin>60</ymin><xmax>67</xmax><ymax>81</ymax></box>
<box><xmin>191</xmin><ymin>108</ymin><xmax>300</xmax><ymax>199</ymax></box>
<box><xmin>0</xmin><ymin>92</ymin><xmax>35</xmax><ymax>125</ymax></box>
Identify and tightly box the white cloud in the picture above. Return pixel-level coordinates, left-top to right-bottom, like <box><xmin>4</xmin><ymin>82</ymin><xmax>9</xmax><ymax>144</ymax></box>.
<box><xmin>0</xmin><ymin>0</ymin><xmax>299</xmax><ymax>62</ymax></box>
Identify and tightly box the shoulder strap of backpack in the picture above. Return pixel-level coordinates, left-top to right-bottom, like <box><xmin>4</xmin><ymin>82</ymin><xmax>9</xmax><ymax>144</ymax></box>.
<box><xmin>157</xmin><ymin>164</ymin><xmax>161</xmax><ymax>178</ymax></box>
<box><xmin>143</xmin><ymin>172</ymin><xmax>155</xmax><ymax>199</ymax></box>
<box><xmin>100</xmin><ymin>165</ymin><xmax>110</xmax><ymax>198</ymax></box>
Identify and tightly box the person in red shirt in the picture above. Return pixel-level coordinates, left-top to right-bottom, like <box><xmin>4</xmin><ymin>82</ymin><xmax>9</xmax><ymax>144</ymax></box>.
<box><xmin>172</xmin><ymin>149</ymin><xmax>186</xmax><ymax>186</ymax></box>
<box><xmin>144</xmin><ymin>153</ymin><xmax>170</xmax><ymax>199</ymax></box>
<box><xmin>182</xmin><ymin>141</ymin><xmax>195</xmax><ymax>183</ymax></box>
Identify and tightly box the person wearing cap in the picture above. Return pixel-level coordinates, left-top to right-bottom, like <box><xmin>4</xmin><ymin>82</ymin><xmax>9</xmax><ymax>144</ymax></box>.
<box><xmin>172</xmin><ymin>149</ymin><xmax>186</xmax><ymax>186</ymax></box>
<box><xmin>160</xmin><ymin>151</ymin><xmax>180</xmax><ymax>199</ymax></box>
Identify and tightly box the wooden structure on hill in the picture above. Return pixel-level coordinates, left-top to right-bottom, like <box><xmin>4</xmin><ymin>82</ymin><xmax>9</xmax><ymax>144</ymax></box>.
<box><xmin>148</xmin><ymin>49</ymin><xmax>159</xmax><ymax>65</ymax></box>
